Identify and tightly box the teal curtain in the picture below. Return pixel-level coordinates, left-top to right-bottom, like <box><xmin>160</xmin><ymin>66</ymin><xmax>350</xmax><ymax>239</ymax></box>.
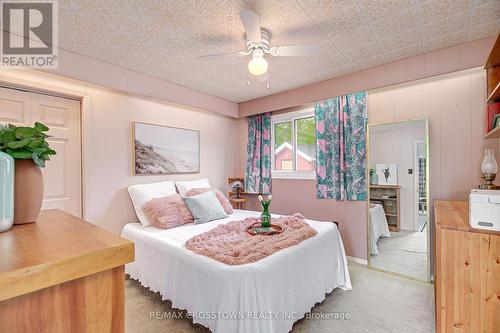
<box><xmin>315</xmin><ymin>92</ymin><xmax>367</xmax><ymax>200</ymax></box>
<box><xmin>244</xmin><ymin>112</ymin><xmax>272</xmax><ymax>194</ymax></box>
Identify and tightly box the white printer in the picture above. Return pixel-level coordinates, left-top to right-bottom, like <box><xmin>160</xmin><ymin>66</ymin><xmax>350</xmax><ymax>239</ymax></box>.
<box><xmin>469</xmin><ymin>189</ymin><xmax>500</xmax><ymax>231</ymax></box>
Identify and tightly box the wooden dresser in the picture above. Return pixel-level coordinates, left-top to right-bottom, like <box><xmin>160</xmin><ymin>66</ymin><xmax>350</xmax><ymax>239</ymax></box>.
<box><xmin>0</xmin><ymin>209</ymin><xmax>135</xmax><ymax>333</ymax></box>
<box><xmin>434</xmin><ymin>200</ymin><xmax>499</xmax><ymax>333</ymax></box>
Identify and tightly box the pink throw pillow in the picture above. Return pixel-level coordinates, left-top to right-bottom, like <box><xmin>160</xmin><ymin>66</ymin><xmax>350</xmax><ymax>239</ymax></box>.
<box><xmin>143</xmin><ymin>194</ymin><xmax>194</xmax><ymax>229</ymax></box>
<box><xmin>185</xmin><ymin>188</ymin><xmax>234</xmax><ymax>214</ymax></box>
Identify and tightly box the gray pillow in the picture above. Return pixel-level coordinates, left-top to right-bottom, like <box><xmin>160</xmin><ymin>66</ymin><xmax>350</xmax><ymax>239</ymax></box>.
<box><xmin>183</xmin><ymin>190</ymin><xmax>228</xmax><ymax>224</ymax></box>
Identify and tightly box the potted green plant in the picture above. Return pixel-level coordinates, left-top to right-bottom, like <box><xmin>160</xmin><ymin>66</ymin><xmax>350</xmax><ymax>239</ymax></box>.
<box><xmin>0</xmin><ymin>123</ymin><xmax>56</xmax><ymax>224</ymax></box>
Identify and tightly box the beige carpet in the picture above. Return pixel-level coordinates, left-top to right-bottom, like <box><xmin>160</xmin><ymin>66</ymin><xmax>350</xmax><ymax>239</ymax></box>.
<box><xmin>370</xmin><ymin>230</ymin><xmax>428</xmax><ymax>281</ymax></box>
<box><xmin>125</xmin><ymin>263</ymin><xmax>435</xmax><ymax>333</ymax></box>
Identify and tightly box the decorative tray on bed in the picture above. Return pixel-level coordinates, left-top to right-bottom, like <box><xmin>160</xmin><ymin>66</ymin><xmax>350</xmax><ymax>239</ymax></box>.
<box><xmin>246</xmin><ymin>223</ymin><xmax>283</xmax><ymax>236</ymax></box>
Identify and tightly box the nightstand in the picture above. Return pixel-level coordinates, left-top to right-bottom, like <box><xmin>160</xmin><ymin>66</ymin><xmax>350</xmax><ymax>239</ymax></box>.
<box><xmin>230</xmin><ymin>197</ymin><xmax>247</xmax><ymax>209</ymax></box>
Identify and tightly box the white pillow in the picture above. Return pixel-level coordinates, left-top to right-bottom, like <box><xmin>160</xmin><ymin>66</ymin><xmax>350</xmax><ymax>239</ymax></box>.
<box><xmin>128</xmin><ymin>181</ymin><xmax>177</xmax><ymax>226</ymax></box>
<box><xmin>175</xmin><ymin>178</ymin><xmax>211</xmax><ymax>196</ymax></box>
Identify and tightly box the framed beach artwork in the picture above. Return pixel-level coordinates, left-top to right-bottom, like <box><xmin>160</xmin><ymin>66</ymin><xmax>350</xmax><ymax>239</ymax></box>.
<box><xmin>133</xmin><ymin>122</ymin><xmax>200</xmax><ymax>175</ymax></box>
<box><xmin>376</xmin><ymin>163</ymin><xmax>398</xmax><ymax>185</ymax></box>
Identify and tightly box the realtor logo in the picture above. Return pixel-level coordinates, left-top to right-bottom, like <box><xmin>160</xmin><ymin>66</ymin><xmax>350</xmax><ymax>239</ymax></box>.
<box><xmin>1</xmin><ymin>0</ymin><xmax>58</xmax><ymax>68</ymax></box>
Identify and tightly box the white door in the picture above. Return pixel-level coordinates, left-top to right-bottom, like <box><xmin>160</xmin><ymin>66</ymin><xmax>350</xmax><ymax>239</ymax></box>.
<box><xmin>0</xmin><ymin>87</ymin><xmax>82</xmax><ymax>217</ymax></box>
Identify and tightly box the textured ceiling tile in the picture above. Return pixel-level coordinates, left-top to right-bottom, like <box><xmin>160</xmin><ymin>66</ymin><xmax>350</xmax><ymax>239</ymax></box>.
<box><xmin>329</xmin><ymin>26</ymin><xmax>377</xmax><ymax>51</ymax></box>
<box><xmin>344</xmin><ymin>42</ymin><xmax>383</xmax><ymax>63</ymax></box>
<box><xmin>299</xmin><ymin>1</ymin><xmax>366</xmax><ymax>34</ymax></box>
<box><xmin>379</xmin><ymin>29</ymin><xmax>420</xmax><ymax>52</ymax></box>
<box><xmin>358</xmin><ymin>0</ymin><xmax>416</xmax><ymax>21</ymax></box>
<box><xmin>422</xmin><ymin>30</ymin><xmax>468</xmax><ymax>53</ymax></box>
<box><xmin>417</xmin><ymin>0</ymin><xmax>473</xmax><ymax>24</ymax></box>
<box><xmin>57</xmin><ymin>0</ymin><xmax>499</xmax><ymax>102</ymax></box>
<box><xmin>258</xmin><ymin>1</ymin><xmax>325</xmax><ymax>44</ymax></box>
<box><xmin>470</xmin><ymin>1</ymin><xmax>500</xmax><ymax>27</ymax></box>
<box><xmin>384</xmin><ymin>43</ymin><xmax>422</xmax><ymax>63</ymax></box>
<box><xmin>371</xmin><ymin>7</ymin><xmax>419</xmax><ymax>37</ymax></box>
<box><xmin>467</xmin><ymin>20</ymin><xmax>500</xmax><ymax>41</ymax></box>
<box><xmin>354</xmin><ymin>55</ymin><xmax>387</xmax><ymax>71</ymax></box>
<box><xmin>305</xmin><ymin>39</ymin><xmax>351</xmax><ymax>69</ymax></box>
<box><xmin>474</xmin><ymin>0</ymin><xmax>499</xmax><ymax>6</ymax></box>
<box><xmin>420</xmin><ymin>12</ymin><xmax>469</xmax><ymax>41</ymax></box>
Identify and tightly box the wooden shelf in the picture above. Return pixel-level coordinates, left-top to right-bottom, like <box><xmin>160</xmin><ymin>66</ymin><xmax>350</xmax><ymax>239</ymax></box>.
<box><xmin>389</xmin><ymin>225</ymin><xmax>400</xmax><ymax>232</ymax></box>
<box><xmin>485</xmin><ymin>125</ymin><xmax>500</xmax><ymax>139</ymax></box>
<box><xmin>485</xmin><ymin>35</ymin><xmax>500</xmax><ymax>68</ymax></box>
<box><xmin>369</xmin><ymin>185</ymin><xmax>400</xmax><ymax>231</ymax></box>
<box><xmin>487</xmin><ymin>81</ymin><xmax>500</xmax><ymax>103</ymax></box>
<box><xmin>369</xmin><ymin>185</ymin><xmax>401</xmax><ymax>189</ymax></box>
<box><xmin>484</xmin><ymin>35</ymin><xmax>500</xmax><ymax>135</ymax></box>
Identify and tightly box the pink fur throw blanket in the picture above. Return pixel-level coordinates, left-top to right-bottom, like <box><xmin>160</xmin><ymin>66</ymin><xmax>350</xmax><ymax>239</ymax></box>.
<box><xmin>185</xmin><ymin>213</ymin><xmax>317</xmax><ymax>265</ymax></box>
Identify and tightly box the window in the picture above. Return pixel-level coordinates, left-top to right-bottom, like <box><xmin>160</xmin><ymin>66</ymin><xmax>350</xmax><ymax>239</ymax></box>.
<box><xmin>271</xmin><ymin>108</ymin><xmax>316</xmax><ymax>179</ymax></box>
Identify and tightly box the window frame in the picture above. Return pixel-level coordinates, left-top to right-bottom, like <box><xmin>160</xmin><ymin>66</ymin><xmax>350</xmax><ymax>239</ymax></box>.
<box><xmin>271</xmin><ymin>108</ymin><xmax>316</xmax><ymax>180</ymax></box>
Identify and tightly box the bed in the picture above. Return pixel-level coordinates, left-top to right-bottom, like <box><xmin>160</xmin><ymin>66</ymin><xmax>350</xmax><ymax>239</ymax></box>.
<box><xmin>122</xmin><ymin>209</ymin><xmax>352</xmax><ymax>333</ymax></box>
<box><xmin>369</xmin><ymin>203</ymin><xmax>391</xmax><ymax>255</ymax></box>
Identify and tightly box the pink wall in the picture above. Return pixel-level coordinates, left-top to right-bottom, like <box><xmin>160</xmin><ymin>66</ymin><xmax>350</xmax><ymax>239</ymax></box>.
<box><xmin>81</xmin><ymin>86</ymin><xmax>240</xmax><ymax>234</ymax></box>
<box><xmin>239</xmin><ymin>37</ymin><xmax>496</xmax><ymax>117</ymax></box>
<box><xmin>237</xmin><ymin>38</ymin><xmax>500</xmax><ymax>261</ymax></box>
<box><xmin>244</xmin><ymin>179</ymin><xmax>367</xmax><ymax>261</ymax></box>
<box><xmin>46</xmin><ymin>48</ymin><xmax>238</xmax><ymax>118</ymax></box>
<box><xmin>0</xmin><ymin>69</ymin><xmax>240</xmax><ymax>235</ymax></box>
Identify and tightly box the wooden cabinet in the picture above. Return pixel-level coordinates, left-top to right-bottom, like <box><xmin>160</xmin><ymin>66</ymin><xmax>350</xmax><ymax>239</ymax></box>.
<box><xmin>370</xmin><ymin>185</ymin><xmax>401</xmax><ymax>231</ymax></box>
<box><xmin>434</xmin><ymin>201</ymin><xmax>499</xmax><ymax>333</ymax></box>
<box><xmin>0</xmin><ymin>210</ymin><xmax>135</xmax><ymax>332</ymax></box>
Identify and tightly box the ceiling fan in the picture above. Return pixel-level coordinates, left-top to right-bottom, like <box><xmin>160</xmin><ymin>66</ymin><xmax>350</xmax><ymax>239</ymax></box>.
<box><xmin>200</xmin><ymin>9</ymin><xmax>321</xmax><ymax>77</ymax></box>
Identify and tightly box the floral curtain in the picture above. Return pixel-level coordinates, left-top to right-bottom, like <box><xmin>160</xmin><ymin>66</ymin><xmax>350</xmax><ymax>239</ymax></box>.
<box><xmin>244</xmin><ymin>112</ymin><xmax>272</xmax><ymax>194</ymax></box>
<box><xmin>315</xmin><ymin>92</ymin><xmax>367</xmax><ymax>200</ymax></box>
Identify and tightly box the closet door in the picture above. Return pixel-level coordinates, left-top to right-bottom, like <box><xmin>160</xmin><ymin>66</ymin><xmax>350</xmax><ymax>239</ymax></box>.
<box><xmin>0</xmin><ymin>87</ymin><xmax>82</xmax><ymax>217</ymax></box>
<box><xmin>0</xmin><ymin>87</ymin><xmax>31</xmax><ymax>126</ymax></box>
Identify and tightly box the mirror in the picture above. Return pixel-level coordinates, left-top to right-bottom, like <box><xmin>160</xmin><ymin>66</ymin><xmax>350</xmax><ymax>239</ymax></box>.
<box><xmin>367</xmin><ymin>119</ymin><xmax>429</xmax><ymax>282</ymax></box>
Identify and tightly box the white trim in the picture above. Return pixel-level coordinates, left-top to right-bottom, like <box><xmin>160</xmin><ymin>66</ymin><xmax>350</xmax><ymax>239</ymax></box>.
<box><xmin>271</xmin><ymin>108</ymin><xmax>316</xmax><ymax>180</ymax></box>
<box><xmin>272</xmin><ymin>107</ymin><xmax>314</xmax><ymax>123</ymax></box>
<box><xmin>347</xmin><ymin>256</ymin><xmax>368</xmax><ymax>265</ymax></box>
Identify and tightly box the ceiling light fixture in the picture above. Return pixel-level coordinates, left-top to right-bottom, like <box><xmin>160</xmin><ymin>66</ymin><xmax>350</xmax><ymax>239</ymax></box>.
<box><xmin>248</xmin><ymin>49</ymin><xmax>268</xmax><ymax>76</ymax></box>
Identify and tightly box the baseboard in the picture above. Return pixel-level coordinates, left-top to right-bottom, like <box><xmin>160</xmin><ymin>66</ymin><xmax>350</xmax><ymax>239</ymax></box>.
<box><xmin>347</xmin><ymin>256</ymin><xmax>368</xmax><ymax>265</ymax></box>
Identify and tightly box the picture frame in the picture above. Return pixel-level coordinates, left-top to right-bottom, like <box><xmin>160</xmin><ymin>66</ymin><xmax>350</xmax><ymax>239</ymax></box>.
<box><xmin>133</xmin><ymin>122</ymin><xmax>200</xmax><ymax>175</ymax></box>
<box><xmin>376</xmin><ymin>163</ymin><xmax>398</xmax><ymax>186</ymax></box>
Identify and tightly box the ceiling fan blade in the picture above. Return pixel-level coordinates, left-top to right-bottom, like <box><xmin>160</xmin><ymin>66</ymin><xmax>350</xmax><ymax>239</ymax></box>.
<box><xmin>239</xmin><ymin>9</ymin><xmax>261</xmax><ymax>43</ymax></box>
<box><xmin>269</xmin><ymin>45</ymin><xmax>321</xmax><ymax>57</ymax></box>
<box><xmin>199</xmin><ymin>51</ymin><xmax>248</xmax><ymax>59</ymax></box>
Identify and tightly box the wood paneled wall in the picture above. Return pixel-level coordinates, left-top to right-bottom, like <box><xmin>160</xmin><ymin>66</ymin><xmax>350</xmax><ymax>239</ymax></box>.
<box><xmin>369</xmin><ymin>68</ymin><xmax>500</xmax><ymax>272</ymax></box>
<box><xmin>368</xmin><ymin>68</ymin><xmax>500</xmax><ymax>206</ymax></box>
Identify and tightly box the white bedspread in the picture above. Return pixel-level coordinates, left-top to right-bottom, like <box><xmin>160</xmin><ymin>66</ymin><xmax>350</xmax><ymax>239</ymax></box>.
<box><xmin>369</xmin><ymin>204</ymin><xmax>391</xmax><ymax>255</ymax></box>
<box><xmin>121</xmin><ymin>209</ymin><xmax>351</xmax><ymax>333</ymax></box>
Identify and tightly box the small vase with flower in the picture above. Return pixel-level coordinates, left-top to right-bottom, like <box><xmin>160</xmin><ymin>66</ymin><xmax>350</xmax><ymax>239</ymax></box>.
<box><xmin>258</xmin><ymin>194</ymin><xmax>272</xmax><ymax>228</ymax></box>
